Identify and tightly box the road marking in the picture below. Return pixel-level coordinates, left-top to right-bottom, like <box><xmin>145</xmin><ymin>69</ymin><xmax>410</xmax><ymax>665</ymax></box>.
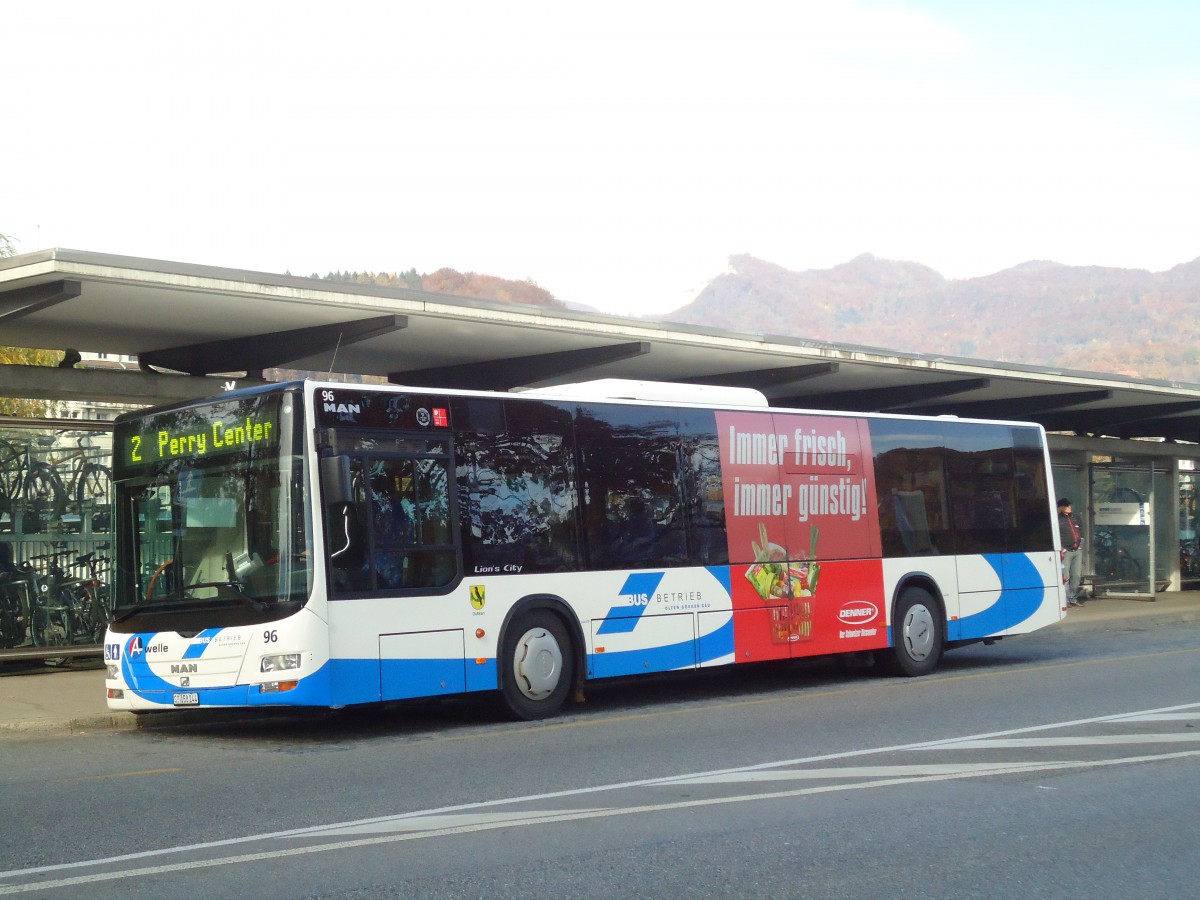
<box><xmin>668</xmin><ymin>761</ymin><xmax>1061</xmax><ymax>783</ymax></box>
<box><xmin>390</xmin><ymin>645</ymin><xmax>1200</xmax><ymax>745</ymax></box>
<box><xmin>298</xmin><ymin>809</ymin><xmax>612</xmax><ymax>837</ymax></box>
<box><xmin>3</xmin><ymin>748</ymin><xmax>1199</xmax><ymax>895</ymax></box>
<box><xmin>4</xmin><ymin>698</ymin><xmax>1199</xmax><ymax>891</ymax></box>
<box><xmin>1102</xmin><ymin>712</ymin><xmax>1200</xmax><ymax>723</ymax></box>
<box><xmin>928</xmin><ymin>733</ymin><xmax>1200</xmax><ymax>749</ymax></box>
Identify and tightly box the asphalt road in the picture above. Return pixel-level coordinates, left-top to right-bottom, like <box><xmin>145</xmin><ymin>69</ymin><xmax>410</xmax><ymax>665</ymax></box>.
<box><xmin>2</xmin><ymin>621</ymin><xmax>1198</xmax><ymax>899</ymax></box>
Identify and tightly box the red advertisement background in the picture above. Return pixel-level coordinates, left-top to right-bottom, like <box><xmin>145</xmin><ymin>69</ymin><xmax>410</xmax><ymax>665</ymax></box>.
<box><xmin>729</xmin><ymin>558</ymin><xmax>888</xmax><ymax>659</ymax></box>
<box><xmin>716</xmin><ymin>411</ymin><xmax>886</xmax><ymax>659</ymax></box>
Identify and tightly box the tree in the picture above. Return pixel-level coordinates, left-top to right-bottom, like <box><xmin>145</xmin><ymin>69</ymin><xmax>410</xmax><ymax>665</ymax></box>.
<box><xmin>0</xmin><ymin>347</ymin><xmax>64</xmax><ymax>418</ymax></box>
<box><xmin>1</xmin><ymin>230</ymin><xmax>64</xmax><ymax>416</ymax></box>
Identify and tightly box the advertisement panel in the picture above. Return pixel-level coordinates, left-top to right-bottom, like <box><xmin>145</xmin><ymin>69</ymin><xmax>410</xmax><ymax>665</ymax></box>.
<box><xmin>716</xmin><ymin>411</ymin><xmax>887</xmax><ymax>659</ymax></box>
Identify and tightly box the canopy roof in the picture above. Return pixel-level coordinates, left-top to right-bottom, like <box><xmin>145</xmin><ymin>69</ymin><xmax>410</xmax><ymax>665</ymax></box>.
<box><xmin>3</xmin><ymin>248</ymin><xmax>1199</xmax><ymax>442</ymax></box>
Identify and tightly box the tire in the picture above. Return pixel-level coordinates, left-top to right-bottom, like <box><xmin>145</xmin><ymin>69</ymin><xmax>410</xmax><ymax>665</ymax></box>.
<box><xmin>883</xmin><ymin>586</ymin><xmax>943</xmax><ymax>677</ymax></box>
<box><xmin>75</xmin><ymin>463</ymin><xmax>112</xmax><ymax>507</ymax></box>
<box><xmin>0</xmin><ymin>585</ymin><xmax>21</xmax><ymax>648</ymax></box>
<box><xmin>499</xmin><ymin>611</ymin><xmax>574</xmax><ymax>720</ymax></box>
<box><xmin>0</xmin><ymin>440</ymin><xmax>24</xmax><ymax>513</ymax></box>
<box><xmin>73</xmin><ymin>583</ymin><xmax>106</xmax><ymax>644</ymax></box>
<box><xmin>23</xmin><ymin>463</ymin><xmax>66</xmax><ymax>531</ymax></box>
<box><xmin>32</xmin><ymin>599</ymin><xmax>72</xmax><ymax>648</ymax></box>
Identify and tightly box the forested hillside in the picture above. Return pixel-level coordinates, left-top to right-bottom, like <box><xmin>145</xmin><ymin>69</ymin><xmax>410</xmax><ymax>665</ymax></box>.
<box><xmin>320</xmin><ymin>268</ymin><xmax>562</xmax><ymax>309</ymax></box>
<box><xmin>314</xmin><ymin>252</ymin><xmax>1200</xmax><ymax>383</ymax></box>
<box><xmin>661</xmin><ymin>254</ymin><xmax>1200</xmax><ymax>382</ymax></box>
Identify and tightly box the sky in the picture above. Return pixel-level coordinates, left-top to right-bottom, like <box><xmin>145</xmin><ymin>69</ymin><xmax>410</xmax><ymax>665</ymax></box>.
<box><xmin>3</xmin><ymin>1</ymin><xmax>1198</xmax><ymax>317</ymax></box>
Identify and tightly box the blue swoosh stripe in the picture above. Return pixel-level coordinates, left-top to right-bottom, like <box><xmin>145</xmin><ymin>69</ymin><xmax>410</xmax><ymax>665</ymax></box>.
<box><xmin>954</xmin><ymin>553</ymin><xmax>1047</xmax><ymax>639</ymax></box>
<box><xmin>597</xmin><ymin>572</ymin><xmax>665</xmax><ymax>634</ymax></box>
<box><xmin>182</xmin><ymin>628</ymin><xmax>224</xmax><ymax>659</ymax></box>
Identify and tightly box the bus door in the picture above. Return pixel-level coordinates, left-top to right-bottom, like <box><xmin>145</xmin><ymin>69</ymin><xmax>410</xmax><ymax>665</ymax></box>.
<box><xmin>320</xmin><ymin>429</ymin><xmax>462</xmax><ymax>702</ymax></box>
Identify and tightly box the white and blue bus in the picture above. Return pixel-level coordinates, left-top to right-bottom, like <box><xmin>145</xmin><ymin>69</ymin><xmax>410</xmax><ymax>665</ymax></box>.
<box><xmin>103</xmin><ymin>379</ymin><xmax>1065</xmax><ymax>719</ymax></box>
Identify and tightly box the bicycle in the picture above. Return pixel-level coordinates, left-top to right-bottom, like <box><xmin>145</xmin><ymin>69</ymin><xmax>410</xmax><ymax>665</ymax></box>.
<box><xmin>1092</xmin><ymin>530</ymin><xmax>1144</xmax><ymax>587</ymax></box>
<box><xmin>0</xmin><ymin>561</ymin><xmax>34</xmax><ymax>649</ymax></box>
<box><xmin>1180</xmin><ymin>538</ymin><xmax>1200</xmax><ymax>582</ymax></box>
<box><xmin>67</xmin><ymin>545</ymin><xmax>113</xmax><ymax>643</ymax></box>
<box><xmin>0</xmin><ymin>545</ymin><xmax>114</xmax><ymax>649</ymax></box>
<box><xmin>0</xmin><ymin>433</ymin><xmax>112</xmax><ymax>534</ymax></box>
<box><xmin>20</xmin><ymin>550</ymin><xmax>84</xmax><ymax>647</ymax></box>
<box><xmin>0</xmin><ymin>439</ymin><xmax>26</xmax><ymax>529</ymax></box>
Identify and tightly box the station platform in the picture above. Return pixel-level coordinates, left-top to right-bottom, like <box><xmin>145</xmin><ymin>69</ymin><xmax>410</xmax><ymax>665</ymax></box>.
<box><xmin>2</xmin><ymin>593</ymin><xmax>1198</xmax><ymax>739</ymax></box>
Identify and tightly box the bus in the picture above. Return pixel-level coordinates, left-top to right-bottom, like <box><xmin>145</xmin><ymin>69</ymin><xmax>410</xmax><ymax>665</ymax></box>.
<box><xmin>103</xmin><ymin>378</ymin><xmax>1065</xmax><ymax>719</ymax></box>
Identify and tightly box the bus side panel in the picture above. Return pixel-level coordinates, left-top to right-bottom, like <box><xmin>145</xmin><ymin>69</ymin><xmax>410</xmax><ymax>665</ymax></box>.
<box><xmin>731</xmin><ymin>557</ymin><xmax>890</xmax><ymax>659</ymax></box>
<box><xmin>326</xmin><ymin>601</ymin><xmax>479</xmax><ymax>706</ymax></box>
<box><xmin>1004</xmin><ymin>549</ymin><xmax>1065</xmax><ymax>635</ymax></box>
<box><xmin>589</xmin><ymin>612</ymin><xmax>697</xmax><ymax>679</ymax></box>
<box><xmin>947</xmin><ymin>552</ymin><xmax>1064</xmax><ymax>641</ymax></box>
<box><xmin>790</xmin><ymin>558</ymin><xmax>888</xmax><ymax>656</ymax></box>
<box><xmin>380</xmin><ymin>630</ymin><xmax>467</xmax><ymax>701</ymax></box>
<box><xmin>325</xmin><ymin>658</ymin><xmax>382</xmax><ymax>706</ymax></box>
<box><xmin>326</xmin><ymin>600</ymin><xmax>384</xmax><ymax>706</ymax></box>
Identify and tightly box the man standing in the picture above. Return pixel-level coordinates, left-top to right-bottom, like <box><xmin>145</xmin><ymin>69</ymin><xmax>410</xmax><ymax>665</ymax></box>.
<box><xmin>1058</xmin><ymin>498</ymin><xmax>1083</xmax><ymax>607</ymax></box>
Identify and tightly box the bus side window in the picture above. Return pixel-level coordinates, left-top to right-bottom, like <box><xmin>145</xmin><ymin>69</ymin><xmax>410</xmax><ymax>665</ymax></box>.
<box><xmin>367</xmin><ymin>456</ymin><xmax>456</xmax><ymax>591</ymax></box>
<box><xmin>945</xmin><ymin>422</ymin><xmax>1015</xmax><ymax>556</ymax></box>
<box><xmin>868</xmin><ymin>420</ymin><xmax>949</xmax><ymax>558</ymax></box>
<box><xmin>678</xmin><ymin>412</ymin><xmax>727</xmax><ymax>565</ymax></box>
<box><xmin>576</xmin><ymin>403</ymin><xmax>683</xmax><ymax>570</ymax></box>
<box><xmin>456</xmin><ymin>400</ymin><xmax>581</xmax><ymax>575</ymax></box>
<box><xmin>1011</xmin><ymin>426</ymin><xmax>1053</xmax><ymax>552</ymax></box>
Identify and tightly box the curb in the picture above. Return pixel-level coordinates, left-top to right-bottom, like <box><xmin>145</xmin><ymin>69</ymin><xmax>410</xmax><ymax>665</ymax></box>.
<box><xmin>0</xmin><ymin>713</ymin><xmax>140</xmax><ymax>739</ymax></box>
<box><xmin>1046</xmin><ymin>604</ymin><xmax>1200</xmax><ymax>635</ymax></box>
<box><xmin>0</xmin><ymin>706</ymin><xmax>312</xmax><ymax>740</ymax></box>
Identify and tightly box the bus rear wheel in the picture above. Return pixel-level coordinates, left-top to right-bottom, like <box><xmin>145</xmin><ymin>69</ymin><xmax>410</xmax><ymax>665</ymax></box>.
<box><xmin>883</xmin><ymin>587</ymin><xmax>943</xmax><ymax>677</ymax></box>
<box><xmin>500</xmin><ymin>611</ymin><xmax>573</xmax><ymax>720</ymax></box>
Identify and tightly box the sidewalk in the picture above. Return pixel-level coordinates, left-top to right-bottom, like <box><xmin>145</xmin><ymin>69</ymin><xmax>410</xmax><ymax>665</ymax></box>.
<box><xmin>3</xmin><ymin>593</ymin><xmax>1199</xmax><ymax>739</ymax></box>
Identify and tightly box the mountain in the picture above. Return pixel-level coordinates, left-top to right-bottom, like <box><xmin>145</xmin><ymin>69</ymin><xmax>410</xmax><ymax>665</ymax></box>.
<box><xmin>660</xmin><ymin>253</ymin><xmax>1200</xmax><ymax>382</ymax></box>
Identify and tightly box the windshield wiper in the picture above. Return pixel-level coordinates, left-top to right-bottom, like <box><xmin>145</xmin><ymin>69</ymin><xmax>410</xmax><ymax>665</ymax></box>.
<box><xmin>111</xmin><ymin>599</ymin><xmax>192</xmax><ymax>623</ymax></box>
<box><xmin>184</xmin><ymin>580</ymin><xmax>271</xmax><ymax>612</ymax></box>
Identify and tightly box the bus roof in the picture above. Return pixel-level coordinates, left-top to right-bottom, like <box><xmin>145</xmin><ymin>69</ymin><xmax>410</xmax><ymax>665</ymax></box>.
<box><xmin>516</xmin><ymin>378</ymin><xmax>769</xmax><ymax>407</ymax></box>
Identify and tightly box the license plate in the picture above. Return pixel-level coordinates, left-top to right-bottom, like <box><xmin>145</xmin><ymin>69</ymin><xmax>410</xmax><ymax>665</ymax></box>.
<box><xmin>173</xmin><ymin>692</ymin><xmax>200</xmax><ymax>706</ymax></box>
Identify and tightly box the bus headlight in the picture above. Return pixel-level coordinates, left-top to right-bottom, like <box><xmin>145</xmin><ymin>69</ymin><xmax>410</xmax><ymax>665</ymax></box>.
<box><xmin>260</xmin><ymin>653</ymin><xmax>302</xmax><ymax>673</ymax></box>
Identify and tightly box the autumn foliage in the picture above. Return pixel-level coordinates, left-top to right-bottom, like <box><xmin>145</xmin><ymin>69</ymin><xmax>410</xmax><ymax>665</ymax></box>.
<box><xmin>665</xmin><ymin>254</ymin><xmax>1200</xmax><ymax>383</ymax></box>
<box><xmin>320</xmin><ymin>268</ymin><xmax>562</xmax><ymax>309</ymax></box>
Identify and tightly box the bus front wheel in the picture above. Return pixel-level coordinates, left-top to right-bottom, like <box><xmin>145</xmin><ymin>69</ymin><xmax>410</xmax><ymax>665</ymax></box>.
<box><xmin>884</xmin><ymin>587</ymin><xmax>943</xmax><ymax>677</ymax></box>
<box><xmin>500</xmin><ymin>611</ymin><xmax>573</xmax><ymax>720</ymax></box>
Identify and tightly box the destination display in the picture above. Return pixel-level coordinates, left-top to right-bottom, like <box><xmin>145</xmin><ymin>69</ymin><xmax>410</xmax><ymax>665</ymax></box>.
<box><xmin>115</xmin><ymin>397</ymin><xmax>281</xmax><ymax>475</ymax></box>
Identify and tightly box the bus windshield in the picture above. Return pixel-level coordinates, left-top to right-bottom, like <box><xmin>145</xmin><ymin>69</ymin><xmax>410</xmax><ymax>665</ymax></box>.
<box><xmin>110</xmin><ymin>389</ymin><xmax>312</xmax><ymax>628</ymax></box>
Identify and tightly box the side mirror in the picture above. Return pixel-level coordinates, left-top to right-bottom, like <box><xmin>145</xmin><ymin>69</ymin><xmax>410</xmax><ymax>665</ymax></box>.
<box><xmin>320</xmin><ymin>454</ymin><xmax>353</xmax><ymax>507</ymax></box>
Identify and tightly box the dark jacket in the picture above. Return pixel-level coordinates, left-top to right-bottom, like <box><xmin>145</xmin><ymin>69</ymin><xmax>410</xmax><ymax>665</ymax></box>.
<box><xmin>1058</xmin><ymin>510</ymin><xmax>1080</xmax><ymax>551</ymax></box>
